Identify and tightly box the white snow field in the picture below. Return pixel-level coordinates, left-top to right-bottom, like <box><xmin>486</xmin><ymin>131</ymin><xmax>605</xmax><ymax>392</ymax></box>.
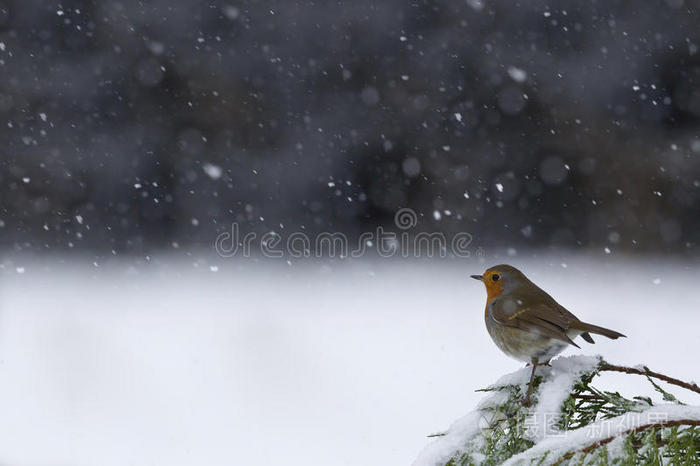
<box><xmin>0</xmin><ymin>255</ymin><xmax>697</xmax><ymax>465</ymax></box>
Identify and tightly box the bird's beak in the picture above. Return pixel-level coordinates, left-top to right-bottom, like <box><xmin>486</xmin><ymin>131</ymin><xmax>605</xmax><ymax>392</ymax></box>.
<box><xmin>470</xmin><ymin>274</ymin><xmax>484</xmax><ymax>281</ymax></box>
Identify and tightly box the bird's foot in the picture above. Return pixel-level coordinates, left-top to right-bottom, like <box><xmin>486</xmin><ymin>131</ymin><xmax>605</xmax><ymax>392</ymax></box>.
<box><xmin>523</xmin><ymin>362</ymin><xmax>538</xmax><ymax>406</ymax></box>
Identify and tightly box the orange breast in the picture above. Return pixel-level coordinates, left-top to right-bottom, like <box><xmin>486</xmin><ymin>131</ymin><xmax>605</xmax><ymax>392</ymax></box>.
<box><xmin>483</xmin><ymin>282</ymin><xmax>504</xmax><ymax>321</ymax></box>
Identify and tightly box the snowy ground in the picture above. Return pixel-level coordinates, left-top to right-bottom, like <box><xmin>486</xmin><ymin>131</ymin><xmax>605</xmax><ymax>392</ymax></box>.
<box><xmin>0</xmin><ymin>254</ymin><xmax>697</xmax><ymax>465</ymax></box>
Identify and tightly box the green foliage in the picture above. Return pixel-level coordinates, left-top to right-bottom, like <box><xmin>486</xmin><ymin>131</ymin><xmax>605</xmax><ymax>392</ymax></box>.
<box><xmin>564</xmin><ymin>425</ymin><xmax>700</xmax><ymax>465</ymax></box>
<box><xmin>559</xmin><ymin>370</ymin><xmax>647</xmax><ymax>432</ymax></box>
<box><xmin>444</xmin><ymin>378</ymin><xmax>543</xmax><ymax>465</ymax></box>
<box><xmin>478</xmin><ymin>381</ymin><xmax>538</xmax><ymax>464</ymax></box>
<box><xmin>433</xmin><ymin>359</ymin><xmax>700</xmax><ymax>466</ymax></box>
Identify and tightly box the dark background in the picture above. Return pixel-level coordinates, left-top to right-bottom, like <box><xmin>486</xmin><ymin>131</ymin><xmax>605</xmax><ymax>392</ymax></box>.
<box><xmin>1</xmin><ymin>0</ymin><xmax>699</xmax><ymax>255</ymax></box>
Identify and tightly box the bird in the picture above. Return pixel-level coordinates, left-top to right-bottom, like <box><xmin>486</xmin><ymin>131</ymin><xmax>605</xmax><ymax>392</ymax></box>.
<box><xmin>471</xmin><ymin>264</ymin><xmax>625</xmax><ymax>405</ymax></box>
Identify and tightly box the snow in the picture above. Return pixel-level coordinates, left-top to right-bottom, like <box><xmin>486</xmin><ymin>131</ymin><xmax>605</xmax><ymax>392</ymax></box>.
<box><xmin>527</xmin><ymin>356</ymin><xmax>600</xmax><ymax>441</ymax></box>
<box><xmin>503</xmin><ymin>404</ymin><xmax>700</xmax><ymax>465</ymax></box>
<box><xmin>0</xmin><ymin>256</ymin><xmax>698</xmax><ymax>465</ymax></box>
<box><xmin>202</xmin><ymin>163</ymin><xmax>223</xmax><ymax>180</ymax></box>
<box><xmin>413</xmin><ymin>411</ymin><xmax>485</xmax><ymax>466</ymax></box>
<box><xmin>413</xmin><ymin>356</ymin><xmax>600</xmax><ymax>466</ymax></box>
<box><xmin>507</xmin><ymin>66</ymin><xmax>528</xmax><ymax>83</ymax></box>
<box><xmin>414</xmin><ymin>353</ymin><xmax>700</xmax><ymax>466</ymax></box>
<box><xmin>222</xmin><ymin>5</ymin><xmax>240</xmax><ymax>20</ymax></box>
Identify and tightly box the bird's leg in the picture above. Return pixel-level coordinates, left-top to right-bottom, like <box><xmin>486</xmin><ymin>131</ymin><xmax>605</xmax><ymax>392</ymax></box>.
<box><xmin>524</xmin><ymin>358</ymin><xmax>538</xmax><ymax>406</ymax></box>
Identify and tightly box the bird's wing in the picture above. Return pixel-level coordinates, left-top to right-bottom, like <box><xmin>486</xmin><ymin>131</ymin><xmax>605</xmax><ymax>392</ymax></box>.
<box><xmin>490</xmin><ymin>298</ymin><xmax>580</xmax><ymax>348</ymax></box>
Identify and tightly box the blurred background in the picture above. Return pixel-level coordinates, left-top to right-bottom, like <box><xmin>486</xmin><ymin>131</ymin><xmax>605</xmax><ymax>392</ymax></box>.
<box><xmin>0</xmin><ymin>1</ymin><xmax>699</xmax><ymax>466</ymax></box>
<box><xmin>1</xmin><ymin>0</ymin><xmax>699</xmax><ymax>255</ymax></box>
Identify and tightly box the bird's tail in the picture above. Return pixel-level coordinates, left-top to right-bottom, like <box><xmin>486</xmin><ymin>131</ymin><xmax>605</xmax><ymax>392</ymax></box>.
<box><xmin>572</xmin><ymin>321</ymin><xmax>626</xmax><ymax>340</ymax></box>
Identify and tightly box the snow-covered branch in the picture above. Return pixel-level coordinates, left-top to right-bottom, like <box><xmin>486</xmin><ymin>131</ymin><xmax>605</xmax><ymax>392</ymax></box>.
<box><xmin>414</xmin><ymin>356</ymin><xmax>700</xmax><ymax>465</ymax></box>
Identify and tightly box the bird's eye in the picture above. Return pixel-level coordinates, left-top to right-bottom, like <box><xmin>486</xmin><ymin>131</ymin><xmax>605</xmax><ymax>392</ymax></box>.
<box><xmin>492</xmin><ymin>274</ymin><xmax>500</xmax><ymax>281</ymax></box>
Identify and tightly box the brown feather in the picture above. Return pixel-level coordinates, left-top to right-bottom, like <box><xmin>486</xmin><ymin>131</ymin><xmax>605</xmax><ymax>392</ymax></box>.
<box><xmin>569</xmin><ymin>321</ymin><xmax>626</xmax><ymax>339</ymax></box>
<box><xmin>491</xmin><ymin>301</ymin><xmax>581</xmax><ymax>348</ymax></box>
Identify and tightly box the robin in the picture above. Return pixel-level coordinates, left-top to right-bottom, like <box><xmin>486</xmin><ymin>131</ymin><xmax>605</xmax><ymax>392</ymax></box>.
<box><xmin>471</xmin><ymin>264</ymin><xmax>625</xmax><ymax>405</ymax></box>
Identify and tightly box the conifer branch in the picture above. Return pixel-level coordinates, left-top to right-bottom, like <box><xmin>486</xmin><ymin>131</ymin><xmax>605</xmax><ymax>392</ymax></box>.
<box><xmin>418</xmin><ymin>357</ymin><xmax>700</xmax><ymax>466</ymax></box>
<box><xmin>599</xmin><ymin>363</ymin><xmax>700</xmax><ymax>396</ymax></box>
<box><xmin>553</xmin><ymin>419</ymin><xmax>700</xmax><ymax>465</ymax></box>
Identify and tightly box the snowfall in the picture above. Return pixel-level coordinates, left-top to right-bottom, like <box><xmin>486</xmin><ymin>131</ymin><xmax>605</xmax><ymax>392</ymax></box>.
<box><xmin>0</xmin><ymin>254</ymin><xmax>697</xmax><ymax>465</ymax></box>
